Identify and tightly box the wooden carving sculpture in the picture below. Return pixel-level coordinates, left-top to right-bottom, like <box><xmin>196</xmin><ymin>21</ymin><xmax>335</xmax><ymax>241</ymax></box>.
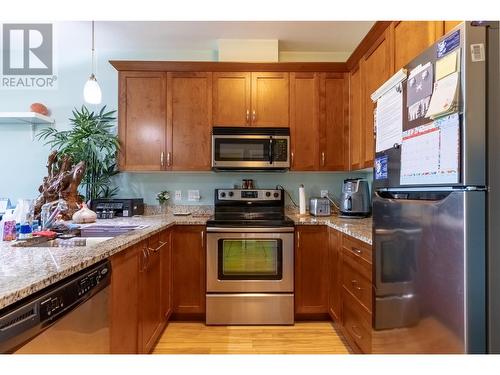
<box><xmin>34</xmin><ymin>151</ymin><xmax>86</xmax><ymax>220</ymax></box>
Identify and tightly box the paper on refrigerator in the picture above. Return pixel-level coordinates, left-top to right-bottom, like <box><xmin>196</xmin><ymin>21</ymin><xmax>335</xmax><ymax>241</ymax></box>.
<box><xmin>400</xmin><ymin>113</ymin><xmax>460</xmax><ymax>185</ymax></box>
<box><xmin>425</xmin><ymin>72</ymin><xmax>460</xmax><ymax>119</ymax></box>
<box><xmin>375</xmin><ymin>85</ymin><xmax>403</xmax><ymax>152</ymax></box>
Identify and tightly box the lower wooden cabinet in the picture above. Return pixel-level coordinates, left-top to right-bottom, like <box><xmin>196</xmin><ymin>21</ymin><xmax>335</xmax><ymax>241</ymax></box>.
<box><xmin>110</xmin><ymin>229</ymin><xmax>172</xmax><ymax>354</ymax></box>
<box><xmin>160</xmin><ymin>228</ymin><xmax>173</xmax><ymax>321</ymax></box>
<box><xmin>110</xmin><ymin>241</ymin><xmax>141</xmax><ymax>354</ymax></box>
<box><xmin>328</xmin><ymin>228</ymin><xmax>342</xmax><ymax>322</ymax></box>
<box><xmin>172</xmin><ymin>225</ymin><xmax>206</xmax><ymax>318</ymax></box>
<box><xmin>295</xmin><ymin>225</ymin><xmax>329</xmax><ymax>317</ymax></box>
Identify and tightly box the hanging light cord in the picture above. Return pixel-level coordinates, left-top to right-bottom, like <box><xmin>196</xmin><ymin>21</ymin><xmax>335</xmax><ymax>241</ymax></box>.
<box><xmin>91</xmin><ymin>20</ymin><xmax>95</xmax><ymax>77</ymax></box>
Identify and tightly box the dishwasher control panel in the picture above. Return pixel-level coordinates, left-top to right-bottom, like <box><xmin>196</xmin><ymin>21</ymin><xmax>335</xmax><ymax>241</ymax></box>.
<box><xmin>39</xmin><ymin>261</ymin><xmax>110</xmax><ymax>321</ymax></box>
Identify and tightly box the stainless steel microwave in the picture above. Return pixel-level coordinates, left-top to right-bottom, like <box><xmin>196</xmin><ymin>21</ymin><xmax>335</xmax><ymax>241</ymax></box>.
<box><xmin>212</xmin><ymin>127</ymin><xmax>290</xmax><ymax>171</ymax></box>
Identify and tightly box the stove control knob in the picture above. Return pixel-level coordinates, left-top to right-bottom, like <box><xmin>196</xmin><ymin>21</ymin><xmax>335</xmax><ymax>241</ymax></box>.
<box><xmin>228</xmin><ymin>191</ymin><xmax>234</xmax><ymax>197</ymax></box>
<box><xmin>265</xmin><ymin>191</ymin><xmax>271</xmax><ymax>197</ymax></box>
<box><xmin>273</xmin><ymin>192</ymin><xmax>279</xmax><ymax>198</ymax></box>
<box><xmin>220</xmin><ymin>192</ymin><xmax>226</xmax><ymax>198</ymax></box>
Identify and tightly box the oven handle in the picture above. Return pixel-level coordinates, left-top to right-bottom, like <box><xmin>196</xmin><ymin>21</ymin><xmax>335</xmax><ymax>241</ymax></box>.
<box><xmin>206</xmin><ymin>227</ymin><xmax>295</xmax><ymax>233</ymax></box>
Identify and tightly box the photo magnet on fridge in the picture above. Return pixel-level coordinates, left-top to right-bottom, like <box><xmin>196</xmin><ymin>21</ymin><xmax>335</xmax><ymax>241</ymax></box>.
<box><xmin>375</xmin><ymin>155</ymin><xmax>388</xmax><ymax>180</ymax></box>
<box><xmin>437</xmin><ymin>29</ymin><xmax>460</xmax><ymax>58</ymax></box>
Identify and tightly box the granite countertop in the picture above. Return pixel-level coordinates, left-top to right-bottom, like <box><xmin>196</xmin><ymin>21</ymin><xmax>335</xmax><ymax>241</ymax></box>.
<box><xmin>0</xmin><ymin>211</ymin><xmax>372</xmax><ymax>311</ymax></box>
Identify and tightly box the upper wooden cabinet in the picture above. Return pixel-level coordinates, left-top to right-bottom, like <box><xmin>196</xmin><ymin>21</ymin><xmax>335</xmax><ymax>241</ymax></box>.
<box><xmin>167</xmin><ymin>72</ymin><xmax>212</xmax><ymax>171</ymax></box>
<box><xmin>213</xmin><ymin>72</ymin><xmax>251</xmax><ymax>126</ymax></box>
<box><xmin>361</xmin><ymin>29</ymin><xmax>392</xmax><ymax>169</ymax></box>
<box><xmin>444</xmin><ymin>21</ymin><xmax>462</xmax><ymax>33</ymax></box>
<box><xmin>118</xmin><ymin>72</ymin><xmax>167</xmax><ymax>171</ymax></box>
<box><xmin>349</xmin><ymin>66</ymin><xmax>363</xmax><ymax>171</ymax></box>
<box><xmin>392</xmin><ymin>21</ymin><xmax>444</xmax><ymax>71</ymax></box>
<box><xmin>213</xmin><ymin>72</ymin><xmax>289</xmax><ymax>127</ymax></box>
<box><xmin>251</xmin><ymin>72</ymin><xmax>289</xmax><ymax>127</ymax></box>
<box><xmin>289</xmin><ymin>72</ymin><xmax>320</xmax><ymax>170</ymax></box>
<box><xmin>320</xmin><ymin>73</ymin><xmax>349</xmax><ymax>171</ymax></box>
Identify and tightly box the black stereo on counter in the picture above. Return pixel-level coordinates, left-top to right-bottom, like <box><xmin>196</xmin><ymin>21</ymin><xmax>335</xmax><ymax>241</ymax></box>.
<box><xmin>89</xmin><ymin>198</ymin><xmax>144</xmax><ymax>219</ymax></box>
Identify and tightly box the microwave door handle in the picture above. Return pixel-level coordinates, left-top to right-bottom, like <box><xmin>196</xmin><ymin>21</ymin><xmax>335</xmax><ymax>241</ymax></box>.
<box><xmin>269</xmin><ymin>138</ymin><xmax>274</xmax><ymax>164</ymax></box>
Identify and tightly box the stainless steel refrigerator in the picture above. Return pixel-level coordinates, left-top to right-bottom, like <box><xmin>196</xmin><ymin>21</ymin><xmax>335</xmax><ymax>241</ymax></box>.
<box><xmin>372</xmin><ymin>22</ymin><xmax>499</xmax><ymax>354</ymax></box>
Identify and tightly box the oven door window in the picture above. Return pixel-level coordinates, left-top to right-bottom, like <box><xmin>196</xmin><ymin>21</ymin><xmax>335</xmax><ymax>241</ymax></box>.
<box><xmin>218</xmin><ymin>239</ymin><xmax>282</xmax><ymax>280</ymax></box>
<box><xmin>214</xmin><ymin>138</ymin><xmax>270</xmax><ymax>162</ymax></box>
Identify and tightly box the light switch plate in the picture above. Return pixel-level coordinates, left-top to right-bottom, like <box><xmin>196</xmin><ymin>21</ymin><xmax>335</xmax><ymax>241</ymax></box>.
<box><xmin>188</xmin><ymin>190</ymin><xmax>200</xmax><ymax>201</ymax></box>
<box><xmin>320</xmin><ymin>190</ymin><xmax>329</xmax><ymax>198</ymax></box>
<box><xmin>175</xmin><ymin>190</ymin><xmax>182</xmax><ymax>201</ymax></box>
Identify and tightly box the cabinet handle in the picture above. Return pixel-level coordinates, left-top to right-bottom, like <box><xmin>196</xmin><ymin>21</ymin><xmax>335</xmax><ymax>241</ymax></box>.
<box><xmin>351</xmin><ymin>325</ymin><xmax>363</xmax><ymax>339</ymax></box>
<box><xmin>167</xmin><ymin>152</ymin><xmax>172</xmax><ymax>167</ymax></box>
<box><xmin>321</xmin><ymin>152</ymin><xmax>325</xmax><ymax>166</ymax></box>
<box><xmin>201</xmin><ymin>230</ymin><xmax>205</xmax><ymax>244</ymax></box>
<box><xmin>351</xmin><ymin>279</ymin><xmax>363</xmax><ymax>291</ymax></box>
<box><xmin>246</xmin><ymin>109</ymin><xmax>250</xmax><ymax>124</ymax></box>
<box><xmin>160</xmin><ymin>152</ymin><xmax>164</xmax><ymax>167</ymax></box>
<box><xmin>352</xmin><ymin>247</ymin><xmax>363</xmax><ymax>255</ymax></box>
<box><xmin>297</xmin><ymin>231</ymin><xmax>300</xmax><ymax>247</ymax></box>
<box><xmin>149</xmin><ymin>240</ymin><xmax>167</xmax><ymax>253</ymax></box>
<box><xmin>291</xmin><ymin>151</ymin><xmax>294</xmax><ymax>167</ymax></box>
<box><xmin>140</xmin><ymin>248</ymin><xmax>148</xmax><ymax>272</ymax></box>
<box><xmin>252</xmin><ymin>110</ymin><xmax>256</xmax><ymax>123</ymax></box>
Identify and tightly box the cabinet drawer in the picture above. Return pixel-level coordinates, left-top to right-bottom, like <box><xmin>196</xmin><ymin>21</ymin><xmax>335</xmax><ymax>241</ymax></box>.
<box><xmin>342</xmin><ymin>287</ymin><xmax>372</xmax><ymax>353</ymax></box>
<box><xmin>342</xmin><ymin>253</ymin><xmax>372</xmax><ymax>312</ymax></box>
<box><xmin>342</xmin><ymin>235</ymin><xmax>372</xmax><ymax>265</ymax></box>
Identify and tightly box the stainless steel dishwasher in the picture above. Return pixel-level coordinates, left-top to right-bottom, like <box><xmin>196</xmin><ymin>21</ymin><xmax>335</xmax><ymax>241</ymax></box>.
<box><xmin>0</xmin><ymin>260</ymin><xmax>111</xmax><ymax>354</ymax></box>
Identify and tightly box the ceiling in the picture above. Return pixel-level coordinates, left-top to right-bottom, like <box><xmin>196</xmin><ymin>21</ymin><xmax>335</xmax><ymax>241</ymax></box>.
<box><xmin>93</xmin><ymin>21</ymin><xmax>374</xmax><ymax>54</ymax></box>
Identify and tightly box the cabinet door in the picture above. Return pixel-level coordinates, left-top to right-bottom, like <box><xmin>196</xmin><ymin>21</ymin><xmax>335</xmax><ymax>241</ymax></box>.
<box><xmin>118</xmin><ymin>72</ymin><xmax>167</xmax><ymax>171</ymax></box>
<box><xmin>110</xmin><ymin>243</ymin><xmax>140</xmax><ymax>354</ymax></box>
<box><xmin>349</xmin><ymin>66</ymin><xmax>363</xmax><ymax>170</ymax></box>
<box><xmin>139</xmin><ymin>235</ymin><xmax>164</xmax><ymax>354</ymax></box>
<box><xmin>251</xmin><ymin>72</ymin><xmax>289</xmax><ymax>127</ymax></box>
<box><xmin>393</xmin><ymin>21</ymin><xmax>443</xmax><ymax>71</ymax></box>
<box><xmin>444</xmin><ymin>21</ymin><xmax>461</xmax><ymax>33</ymax></box>
<box><xmin>213</xmin><ymin>72</ymin><xmax>251</xmax><ymax>126</ymax></box>
<box><xmin>320</xmin><ymin>73</ymin><xmax>349</xmax><ymax>171</ymax></box>
<box><xmin>362</xmin><ymin>30</ymin><xmax>392</xmax><ymax>168</ymax></box>
<box><xmin>172</xmin><ymin>226</ymin><xmax>206</xmax><ymax>317</ymax></box>
<box><xmin>167</xmin><ymin>72</ymin><xmax>212</xmax><ymax>171</ymax></box>
<box><xmin>289</xmin><ymin>72</ymin><xmax>320</xmax><ymax>170</ymax></box>
<box><xmin>328</xmin><ymin>228</ymin><xmax>342</xmax><ymax>322</ymax></box>
<box><xmin>295</xmin><ymin>226</ymin><xmax>329</xmax><ymax>316</ymax></box>
<box><xmin>160</xmin><ymin>228</ymin><xmax>172</xmax><ymax>321</ymax></box>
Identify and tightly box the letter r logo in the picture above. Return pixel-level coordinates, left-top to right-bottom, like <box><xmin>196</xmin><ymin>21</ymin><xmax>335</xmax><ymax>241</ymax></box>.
<box><xmin>2</xmin><ymin>24</ymin><xmax>53</xmax><ymax>75</ymax></box>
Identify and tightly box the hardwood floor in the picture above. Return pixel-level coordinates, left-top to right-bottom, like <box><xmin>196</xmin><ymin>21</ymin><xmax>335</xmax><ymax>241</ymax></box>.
<box><xmin>153</xmin><ymin>321</ymin><xmax>352</xmax><ymax>354</ymax></box>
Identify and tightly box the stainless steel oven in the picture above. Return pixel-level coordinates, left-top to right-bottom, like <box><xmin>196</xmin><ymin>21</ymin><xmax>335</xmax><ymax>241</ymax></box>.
<box><xmin>205</xmin><ymin>188</ymin><xmax>295</xmax><ymax>325</ymax></box>
<box><xmin>212</xmin><ymin>127</ymin><xmax>290</xmax><ymax>171</ymax></box>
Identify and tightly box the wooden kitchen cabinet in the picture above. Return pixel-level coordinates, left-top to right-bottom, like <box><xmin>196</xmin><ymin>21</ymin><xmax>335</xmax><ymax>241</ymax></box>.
<box><xmin>118</xmin><ymin>72</ymin><xmax>167</xmax><ymax>171</ymax></box>
<box><xmin>172</xmin><ymin>225</ymin><xmax>206</xmax><ymax>318</ymax></box>
<box><xmin>289</xmin><ymin>72</ymin><xmax>320</xmax><ymax>170</ymax></box>
<box><xmin>110</xmin><ymin>241</ymin><xmax>141</xmax><ymax>354</ymax></box>
<box><xmin>349</xmin><ymin>66</ymin><xmax>363</xmax><ymax>171</ymax></box>
<box><xmin>167</xmin><ymin>72</ymin><xmax>212</xmax><ymax>171</ymax></box>
<box><xmin>160</xmin><ymin>228</ymin><xmax>173</xmax><ymax>321</ymax></box>
<box><xmin>295</xmin><ymin>225</ymin><xmax>329</xmax><ymax>317</ymax></box>
<box><xmin>251</xmin><ymin>72</ymin><xmax>289</xmax><ymax>127</ymax></box>
<box><xmin>319</xmin><ymin>73</ymin><xmax>349</xmax><ymax>171</ymax></box>
<box><xmin>213</xmin><ymin>72</ymin><xmax>251</xmax><ymax>126</ymax></box>
<box><xmin>444</xmin><ymin>21</ymin><xmax>462</xmax><ymax>33</ymax></box>
<box><xmin>361</xmin><ymin>29</ymin><xmax>392</xmax><ymax>168</ymax></box>
<box><xmin>139</xmin><ymin>234</ymin><xmax>165</xmax><ymax>354</ymax></box>
<box><xmin>328</xmin><ymin>228</ymin><xmax>342</xmax><ymax>322</ymax></box>
<box><xmin>392</xmin><ymin>21</ymin><xmax>444</xmax><ymax>71</ymax></box>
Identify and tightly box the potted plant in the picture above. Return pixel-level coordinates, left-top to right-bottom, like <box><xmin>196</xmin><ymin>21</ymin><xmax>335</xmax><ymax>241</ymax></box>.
<box><xmin>156</xmin><ymin>190</ymin><xmax>170</xmax><ymax>213</ymax></box>
<box><xmin>37</xmin><ymin>105</ymin><xmax>120</xmax><ymax>202</ymax></box>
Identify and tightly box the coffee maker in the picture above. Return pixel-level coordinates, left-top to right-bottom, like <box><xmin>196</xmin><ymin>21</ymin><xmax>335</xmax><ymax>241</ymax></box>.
<box><xmin>339</xmin><ymin>178</ymin><xmax>371</xmax><ymax>218</ymax></box>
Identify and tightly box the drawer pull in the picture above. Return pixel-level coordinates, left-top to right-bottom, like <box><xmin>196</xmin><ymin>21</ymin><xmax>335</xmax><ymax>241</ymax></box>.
<box><xmin>351</xmin><ymin>279</ymin><xmax>363</xmax><ymax>291</ymax></box>
<box><xmin>351</xmin><ymin>325</ymin><xmax>363</xmax><ymax>339</ymax></box>
<box><xmin>352</xmin><ymin>247</ymin><xmax>363</xmax><ymax>255</ymax></box>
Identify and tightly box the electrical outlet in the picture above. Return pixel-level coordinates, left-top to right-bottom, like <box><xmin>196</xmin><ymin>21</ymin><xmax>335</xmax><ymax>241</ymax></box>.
<box><xmin>321</xmin><ymin>190</ymin><xmax>329</xmax><ymax>198</ymax></box>
<box><xmin>174</xmin><ymin>190</ymin><xmax>182</xmax><ymax>201</ymax></box>
<box><xmin>188</xmin><ymin>190</ymin><xmax>200</xmax><ymax>201</ymax></box>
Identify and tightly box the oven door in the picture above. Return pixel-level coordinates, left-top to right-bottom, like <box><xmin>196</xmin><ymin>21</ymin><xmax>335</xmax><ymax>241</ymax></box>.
<box><xmin>212</xmin><ymin>135</ymin><xmax>289</xmax><ymax>170</ymax></box>
<box><xmin>206</xmin><ymin>229</ymin><xmax>294</xmax><ymax>292</ymax></box>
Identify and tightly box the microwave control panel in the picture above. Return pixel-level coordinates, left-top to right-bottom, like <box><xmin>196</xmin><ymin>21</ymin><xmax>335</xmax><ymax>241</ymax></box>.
<box><xmin>273</xmin><ymin>139</ymin><xmax>288</xmax><ymax>161</ymax></box>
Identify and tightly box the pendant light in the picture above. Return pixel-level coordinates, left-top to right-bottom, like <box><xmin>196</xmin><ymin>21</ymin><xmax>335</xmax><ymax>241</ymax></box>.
<box><xmin>83</xmin><ymin>21</ymin><xmax>102</xmax><ymax>104</ymax></box>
